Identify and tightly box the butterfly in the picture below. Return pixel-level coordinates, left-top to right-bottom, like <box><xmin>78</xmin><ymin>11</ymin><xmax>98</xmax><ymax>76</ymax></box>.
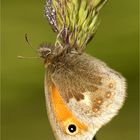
<box><xmin>38</xmin><ymin>0</ymin><xmax>126</xmax><ymax>140</ymax></box>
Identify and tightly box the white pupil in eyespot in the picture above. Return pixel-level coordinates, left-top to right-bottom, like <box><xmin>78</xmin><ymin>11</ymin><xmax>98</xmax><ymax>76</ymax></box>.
<box><xmin>68</xmin><ymin>124</ymin><xmax>77</xmax><ymax>133</ymax></box>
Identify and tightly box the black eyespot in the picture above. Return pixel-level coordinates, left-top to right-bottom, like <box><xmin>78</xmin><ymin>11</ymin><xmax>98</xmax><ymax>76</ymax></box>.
<box><xmin>68</xmin><ymin>124</ymin><xmax>77</xmax><ymax>133</ymax></box>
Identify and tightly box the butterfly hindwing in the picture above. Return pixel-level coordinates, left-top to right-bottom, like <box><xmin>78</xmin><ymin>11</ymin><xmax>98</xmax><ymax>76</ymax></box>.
<box><xmin>47</xmin><ymin>53</ymin><xmax>126</xmax><ymax>128</ymax></box>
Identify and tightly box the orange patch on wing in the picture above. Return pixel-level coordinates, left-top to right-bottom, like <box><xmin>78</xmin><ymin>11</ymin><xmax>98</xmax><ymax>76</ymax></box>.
<box><xmin>50</xmin><ymin>83</ymin><xmax>87</xmax><ymax>134</ymax></box>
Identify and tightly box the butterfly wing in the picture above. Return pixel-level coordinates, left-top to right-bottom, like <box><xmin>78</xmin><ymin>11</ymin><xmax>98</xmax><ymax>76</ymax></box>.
<box><xmin>45</xmin><ymin>0</ymin><xmax>107</xmax><ymax>50</ymax></box>
<box><xmin>48</xmin><ymin>53</ymin><xmax>126</xmax><ymax>131</ymax></box>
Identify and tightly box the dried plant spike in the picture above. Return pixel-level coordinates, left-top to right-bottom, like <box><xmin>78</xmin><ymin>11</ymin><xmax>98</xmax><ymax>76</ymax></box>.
<box><xmin>45</xmin><ymin>0</ymin><xmax>107</xmax><ymax>51</ymax></box>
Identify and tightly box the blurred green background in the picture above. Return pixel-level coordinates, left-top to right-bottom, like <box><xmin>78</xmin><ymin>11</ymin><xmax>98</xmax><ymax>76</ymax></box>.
<box><xmin>1</xmin><ymin>0</ymin><xmax>139</xmax><ymax>140</ymax></box>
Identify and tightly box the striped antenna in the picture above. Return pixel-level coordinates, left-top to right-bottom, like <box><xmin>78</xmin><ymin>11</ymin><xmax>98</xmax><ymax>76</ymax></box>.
<box><xmin>17</xmin><ymin>55</ymin><xmax>39</xmax><ymax>59</ymax></box>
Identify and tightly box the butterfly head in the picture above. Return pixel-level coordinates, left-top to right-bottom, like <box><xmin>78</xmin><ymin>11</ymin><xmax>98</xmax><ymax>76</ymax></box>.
<box><xmin>38</xmin><ymin>43</ymin><xmax>54</xmax><ymax>59</ymax></box>
<box><xmin>38</xmin><ymin>43</ymin><xmax>59</xmax><ymax>67</ymax></box>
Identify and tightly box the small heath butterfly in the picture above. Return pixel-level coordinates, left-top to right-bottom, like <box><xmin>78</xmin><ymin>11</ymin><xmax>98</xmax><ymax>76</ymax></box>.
<box><xmin>37</xmin><ymin>0</ymin><xmax>127</xmax><ymax>140</ymax></box>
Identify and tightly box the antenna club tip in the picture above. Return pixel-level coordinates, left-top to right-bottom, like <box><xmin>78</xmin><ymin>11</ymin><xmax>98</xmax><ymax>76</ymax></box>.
<box><xmin>17</xmin><ymin>56</ymin><xmax>24</xmax><ymax>59</ymax></box>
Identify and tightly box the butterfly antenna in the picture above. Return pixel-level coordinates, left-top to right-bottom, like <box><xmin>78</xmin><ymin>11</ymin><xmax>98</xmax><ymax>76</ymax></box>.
<box><xmin>17</xmin><ymin>34</ymin><xmax>39</xmax><ymax>59</ymax></box>
<box><xmin>17</xmin><ymin>55</ymin><xmax>40</xmax><ymax>59</ymax></box>
<box><xmin>25</xmin><ymin>33</ymin><xmax>36</xmax><ymax>51</ymax></box>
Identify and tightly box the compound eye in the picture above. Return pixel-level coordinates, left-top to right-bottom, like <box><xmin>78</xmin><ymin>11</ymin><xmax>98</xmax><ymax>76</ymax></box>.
<box><xmin>66</xmin><ymin>123</ymin><xmax>78</xmax><ymax>135</ymax></box>
<box><xmin>38</xmin><ymin>45</ymin><xmax>52</xmax><ymax>58</ymax></box>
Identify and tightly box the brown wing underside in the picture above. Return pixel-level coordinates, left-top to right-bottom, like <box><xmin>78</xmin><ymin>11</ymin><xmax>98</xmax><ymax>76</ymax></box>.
<box><xmin>45</xmin><ymin>54</ymin><xmax>126</xmax><ymax>125</ymax></box>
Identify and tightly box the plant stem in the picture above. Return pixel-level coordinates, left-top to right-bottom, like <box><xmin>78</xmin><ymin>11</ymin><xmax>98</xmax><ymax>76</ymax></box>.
<box><xmin>93</xmin><ymin>136</ymin><xmax>97</xmax><ymax>140</ymax></box>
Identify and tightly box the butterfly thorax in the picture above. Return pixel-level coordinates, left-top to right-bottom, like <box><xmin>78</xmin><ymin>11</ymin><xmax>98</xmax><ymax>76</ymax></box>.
<box><xmin>38</xmin><ymin>43</ymin><xmax>83</xmax><ymax>68</ymax></box>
